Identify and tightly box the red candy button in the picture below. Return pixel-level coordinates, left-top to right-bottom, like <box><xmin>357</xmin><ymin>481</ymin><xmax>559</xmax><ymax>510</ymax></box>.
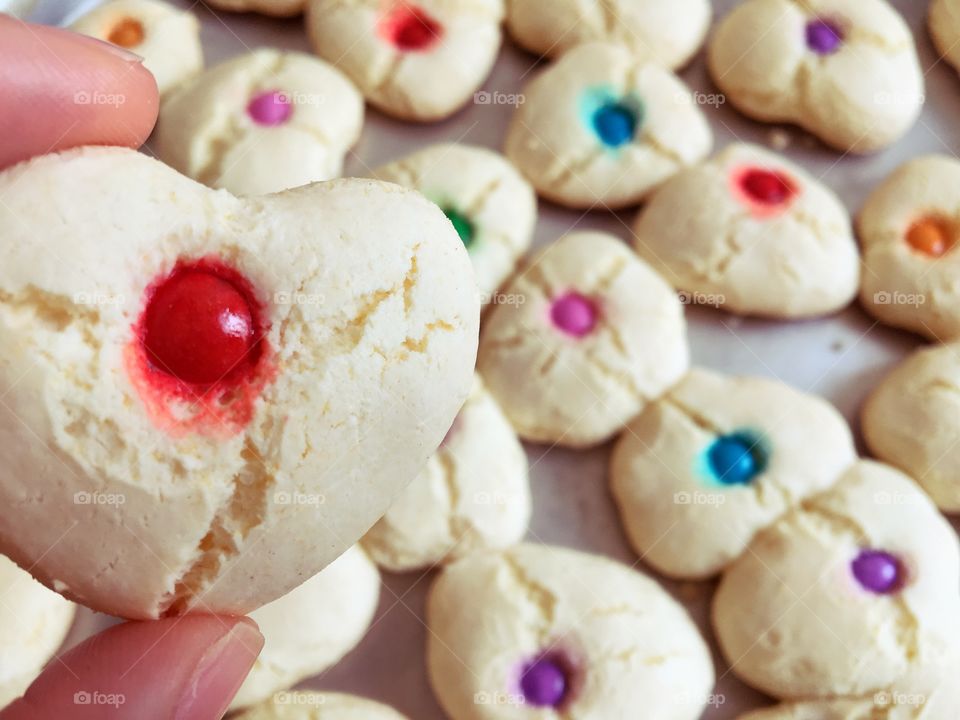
<box><xmin>731</xmin><ymin>166</ymin><xmax>798</xmax><ymax>218</ymax></box>
<box><xmin>379</xmin><ymin>4</ymin><xmax>442</xmax><ymax>51</ymax></box>
<box><xmin>142</xmin><ymin>260</ymin><xmax>261</xmax><ymax>386</ymax></box>
<box><xmin>906</xmin><ymin>217</ymin><xmax>954</xmax><ymax>257</ymax></box>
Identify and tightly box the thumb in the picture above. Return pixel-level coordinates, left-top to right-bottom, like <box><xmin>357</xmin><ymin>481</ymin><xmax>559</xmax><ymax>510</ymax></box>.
<box><xmin>0</xmin><ymin>15</ymin><xmax>159</xmax><ymax>169</ymax></box>
<box><xmin>0</xmin><ymin>615</ymin><xmax>263</xmax><ymax>720</ymax></box>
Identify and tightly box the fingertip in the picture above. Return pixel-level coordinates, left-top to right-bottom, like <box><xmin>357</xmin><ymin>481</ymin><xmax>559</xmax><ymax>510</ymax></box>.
<box><xmin>0</xmin><ymin>17</ymin><xmax>160</xmax><ymax>169</ymax></box>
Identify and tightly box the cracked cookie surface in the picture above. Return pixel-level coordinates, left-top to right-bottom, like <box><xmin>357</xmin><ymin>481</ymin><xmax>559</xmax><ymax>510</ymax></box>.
<box><xmin>477</xmin><ymin>231</ymin><xmax>689</xmax><ymax>449</ymax></box>
<box><xmin>0</xmin><ymin>147</ymin><xmax>478</xmax><ymax>619</ymax></box>
<box><xmin>426</xmin><ymin>543</ymin><xmax>714</xmax><ymax>720</ymax></box>
<box><xmin>713</xmin><ymin>460</ymin><xmax>960</xmax><ymax>700</ymax></box>
<box><xmin>611</xmin><ymin>367</ymin><xmax>856</xmax><ymax>579</ymax></box>
<box><xmin>305</xmin><ymin>0</ymin><xmax>504</xmax><ymax>122</ymax></box>
<box><xmin>155</xmin><ymin>49</ymin><xmax>363</xmax><ymax>196</ymax></box>
<box><xmin>862</xmin><ymin>342</ymin><xmax>960</xmax><ymax>512</ymax></box>
<box><xmin>362</xmin><ymin>376</ymin><xmax>530</xmax><ymax>572</ymax></box>
<box><xmin>505</xmin><ymin>42</ymin><xmax>712</xmax><ymax>209</ymax></box>
<box><xmin>858</xmin><ymin>155</ymin><xmax>960</xmax><ymax>341</ymax></box>
<box><xmin>505</xmin><ymin>0</ymin><xmax>710</xmax><ymax>69</ymax></box>
<box><xmin>230</xmin><ymin>546</ymin><xmax>380</xmax><ymax>711</ymax></box>
<box><xmin>708</xmin><ymin>0</ymin><xmax>923</xmax><ymax>153</ymax></box>
<box><xmin>632</xmin><ymin>143</ymin><xmax>859</xmax><ymax>318</ymax></box>
<box><xmin>372</xmin><ymin>143</ymin><xmax>536</xmax><ymax>305</ymax></box>
<box><xmin>71</xmin><ymin>0</ymin><xmax>203</xmax><ymax>96</ymax></box>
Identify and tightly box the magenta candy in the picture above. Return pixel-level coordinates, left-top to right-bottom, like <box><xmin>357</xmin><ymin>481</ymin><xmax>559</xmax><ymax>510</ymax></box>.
<box><xmin>550</xmin><ymin>292</ymin><xmax>598</xmax><ymax>338</ymax></box>
<box><xmin>852</xmin><ymin>549</ymin><xmax>903</xmax><ymax>594</ymax></box>
<box><xmin>247</xmin><ymin>90</ymin><xmax>293</xmax><ymax>126</ymax></box>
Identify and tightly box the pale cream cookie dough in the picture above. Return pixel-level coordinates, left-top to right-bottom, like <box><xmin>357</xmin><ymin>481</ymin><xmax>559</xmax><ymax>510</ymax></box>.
<box><xmin>205</xmin><ymin>0</ymin><xmax>304</xmax><ymax>17</ymax></box>
<box><xmin>477</xmin><ymin>231</ymin><xmax>689</xmax><ymax>449</ymax></box>
<box><xmin>858</xmin><ymin>155</ymin><xmax>960</xmax><ymax>341</ymax></box>
<box><xmin>233</xmin><ymin>692</ymin><xmax>410</xmax><ymax>720</ymax></box>
<box><xmin>305</xmin><ymin>0</ymin><xmax>503</xmax><ymax>122</ymax></box>
<box><xmin>708</xmin><ymin>0</ymin><xmax>924</xmax><ymax>153</ymax></box>
<box><xmin>930</xmin><ymin>0</ymin><xmax>960</xmax><ymax>75</ymax></box>
<box><xmin>427</xmin><ymin>544</ymin><xmax>715</xmax><ymax>720</ymax></box>
<box><xmin>0</xmin><ymin>147</ymin><xmax>478</xmax><ymax>620</ymax></box>
<box><xmin>230</xmin><ymin>546</ymin><xmax>380</xmax><ymax>711</ymax></box>
<box><xmin>71</xmin><ymin>0</ymin><xmax>203</xmax><ymax>96</ymax></box>
<box><xmin>633</xmin><ymin>143</ymin><xmax>860</xmax><ymax>318</ymax></box>
<box><xmin>505</xmin><ymin>0</ymin><xmax>711</xmax><ymax>69</ymax></box>
<box><xmin>371</xmin><ymin>144</ymin><xmax>536</xmax><ymax>306</ymax></box>
<box><xmin>0</xmin><ymin>556</ymin><xmax>75</xmax><ymax>709</ymax></box>
<box><xmin>610</xmin><ymin>368</ymin><xmax>856</xmax><ymax>580</ymax></box>
<box><xmin>155</xmin><ymin>49</ymin><xmax>363</xmax><ymax>196</ymax></box>
<box><xmin>362</xmin><ymin>376</ymin><xmax>530</xmax><ymax>572</ymax></box>
<box><xmin>862</xmin><ymin>342</ymin><xmax>960</xmax><ymax>512</ymax></box>
<box><xmin>713</xmin><ymin>461</ymin><xmax>960</xmax><ymax>700</ymax></box>
<box><xmin>505</xmin><ymin>42</ymin><xmax>712</xmax><ymax>209</ymax></box>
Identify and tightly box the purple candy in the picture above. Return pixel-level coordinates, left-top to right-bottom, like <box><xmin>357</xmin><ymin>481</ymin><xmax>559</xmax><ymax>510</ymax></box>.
<box><xmin>247</xmin><ymin>90</ymin><xmax>292</xmax><ymax>126</ymax></box>
<box><xmin>550</xmin><ymin>292</ymin><xmax>598</xmax><ymax>338</ymax></box>
<box><xmin>805</xmin><ymin>18</ymin><xmax>844</xmax><ymax>55</ymax></box>
<box><xmin>519</xmin><ymin>656</ymin><xmax>567</xmax><ymax>707</ymax></box>
<box><xmin>852</xmin><ymin>549</ymin><xmax>903</xmax><ymax>594</ymax></box>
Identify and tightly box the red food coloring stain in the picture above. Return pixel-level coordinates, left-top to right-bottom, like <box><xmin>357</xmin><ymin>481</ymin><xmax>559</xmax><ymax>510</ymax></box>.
<box><xmin>730</xmin><ymin>165</ymin><xmax>799</xmax><ymax>218</ymax></box>
<box><xmin>378</xmin><ymin>3</ymin><xmax>443</xmax><ymax>51</ymax></box>
<box><xmin>126</xmin><ymin>257</ymin><xmax>275</xmax><ymax>438</ymax></box>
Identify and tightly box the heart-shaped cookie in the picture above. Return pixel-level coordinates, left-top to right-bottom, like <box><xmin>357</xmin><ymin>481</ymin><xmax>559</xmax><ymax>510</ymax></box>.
<box><xmin>0</xmin><ymin>147</ymin><xmax>479</xmax><ymax>619</ymax></box>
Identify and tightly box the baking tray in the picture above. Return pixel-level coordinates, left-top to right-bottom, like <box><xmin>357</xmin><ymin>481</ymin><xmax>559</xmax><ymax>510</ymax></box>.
<box><xmin>26</xmin><ymin>0</ymin><xmax>957</xmax><ymax>716</ymax></box>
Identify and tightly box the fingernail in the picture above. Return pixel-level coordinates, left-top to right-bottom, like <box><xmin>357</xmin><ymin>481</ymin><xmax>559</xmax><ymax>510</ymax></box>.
<box><xmin>78</xmin><ymin>33</ymin><xmax>145</xmax><ymax>63</ymax></box>
<box><xmin>175</xmin><ymin>619</ymin><xmax>263</xmax><ymax>720</ymax></box>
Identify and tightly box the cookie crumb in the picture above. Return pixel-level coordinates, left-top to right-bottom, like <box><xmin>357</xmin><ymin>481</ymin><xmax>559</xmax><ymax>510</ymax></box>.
<box><xmin>768</xmin><ymin>129</ymin><xmax>791</xmax><ymax>151</ymax></box>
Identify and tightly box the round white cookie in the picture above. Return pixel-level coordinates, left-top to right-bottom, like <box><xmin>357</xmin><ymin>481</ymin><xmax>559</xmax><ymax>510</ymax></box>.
<box><xmin>633</xmin><ymin>143</ymin><xmax>859</xmax><ymax>318</ymax></box>
<box><xmin>714</xmin><ymin>460</ymin><xmax>960</xmax><ymax>700</ymax></box>
<box><xmin>737</xmin><ymin>645</ymin><xmax>960</xmax><ymax>719</ymax></box>
<box><xmin>233</xmin><ymin>692</ymin><xmax>410</xmax><ymax>720</ymax></box>
<box><xmin>611</xmin><ymin>368</ymin><xmax>857</xmax><ymax>580</ymax></box>
<box><xmin>505</xmin><ymin>42</ymin><xmax>712</xmax><ymax>209</ymax></box>
<box><xmin>931</xmin><ymin>0</ymin><xmax>960</xmax><ymax>74</ymax></box>
<box><xmin>505</xmin><ymin>0</ymin><xmax>710</xmax><ymax>69</ymax></box>
<box><xmin>708</xmin><ymin>0</ymin><xmax>924</xmax><ymax>153</ymax></box>
<box><xmin>427</xmin><ymin>543</ymin><xmax>715</xmax><ymax>720</ymax></box>
<box><xmin>858</xmin><ymin>155</ymin><xmax>960</xmax><ymax>341</ymax></box>
<box><xmin>477</xmin><ymin>231</ymin><xmax>689</xmax><ymax>449</ymax></box>
<box><xmin>363</xmin><ymin>376</ymin><xmax>530</xmax><ymax>572</ymax></box>
<box><xmin>230</xmin><ymin>546</ymin><xmax>380</xmax><ymax>711</ymax></box>
<box><xmin>0</xmin><ymin>147</ymin><xmax>478</xmax><ymax>619</ymax></box>
<box><xmin>862</xmin><ymin>342</ymin><xmax>960</xmax><ymax>511</ymax></box>
<box><xmin>305</xmin><ymin>0</ymin><xmax>503</xmax><ymax>122</ymax></box>
<box><xmin>155</xmin><ymin>49</ymin><xmax>363</xmax><ymax>197</ymax></box>
<box><xmin>371</xmin><ymin>144</ymin><xmax>536</xmax><ymax>306</ymax></box>
<box><xmin>71</xmin><ymin>0</ymin><xmax>203</xmax><ymax>96</ymax></box>
<box><xmin>205</xmin><ymin>0</ymin><xmax>303</xmax><ymax>17</ymax></box>
<box><xmin>0</xmin><ymin>556</ymin><xmax>75</xmax><ymax>709</ymax></box>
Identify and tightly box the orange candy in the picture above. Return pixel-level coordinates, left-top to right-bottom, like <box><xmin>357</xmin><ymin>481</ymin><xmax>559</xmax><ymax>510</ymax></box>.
<box><xmin>107</xmin><ymin>17</ymin><xmax>145</xmax><ymax>48</ymax></box>
<box><xmin>906</xmin><ymin>217</ymin><xmax>954</xmax><ymax>258</ymax></box>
